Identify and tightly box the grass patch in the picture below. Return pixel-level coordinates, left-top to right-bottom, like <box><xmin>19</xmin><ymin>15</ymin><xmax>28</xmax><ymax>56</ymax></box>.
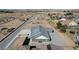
<box><xmin>23</xmin><ymin>37</ymin><xmax>30</xmax><ymax>45</ymax></box>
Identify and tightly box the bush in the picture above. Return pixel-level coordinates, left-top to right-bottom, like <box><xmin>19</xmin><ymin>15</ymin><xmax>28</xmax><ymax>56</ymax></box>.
<box><xmin>56</xmin><ymin>22</ymin><xmax>62</xmax><ymax>29</ymax></box>
<box><xmin>57</xmin><ymin>22</ymin><xmax>67</xmax><ymax>32</ymax></box>
<box><xmin>73</xmin><ymin>44</ymin><xmax>79</xmax><ymax>50</ymax></box>
<box><xmin>7</xmin><ymin>28</ymin><xmax>15</xmax><ymax>32</ymax></box>
<box><xmin>64</xmin><ymin>12</ymin><xmax>73</xmax><ymax>16</ymax></box>
<box><xmin>23</xmin><ymin>37</ymin><xmax>30</xmax><ymax>45</ymax></box>
<box><xmin>0</xmin><ymin>10</ymin><xmax>14</xmax><ymax>13</ymax></box>
<box><xmin>60</xmin><ymin>25</ymin><xmax>67</xmax><ymax>32</ymax></box>
<box><xmin>70</xmin><ymin>31</ymin><xmax>75</xmax><ymax>34</ymax></box>
<box><xmin>1</xmin><ymin>28</ymin><xmax>8</xmax><ymax>30</ymax></box>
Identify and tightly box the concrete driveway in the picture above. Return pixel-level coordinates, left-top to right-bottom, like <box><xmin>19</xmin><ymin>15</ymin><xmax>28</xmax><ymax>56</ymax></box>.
<box><xmin>48</xmin><ymin>29</ymin><xmax>66</xmax><ymax>46</ymax></box>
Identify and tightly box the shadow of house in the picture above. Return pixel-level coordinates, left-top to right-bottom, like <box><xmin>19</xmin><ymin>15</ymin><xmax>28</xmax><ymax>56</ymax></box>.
<box><xmin>47</xmin><ymin>44</ymin><xmax>51</xmax><ymax>50</ymax></box>
<box><xmin>29</xmin><ymin>46</ymin><xmax>36</xmax><ymax>50</ymax></box>
<box><xmin>51</xmin><ymin>44</ymin><xmax>64</xmax><ymax>50</ymax></box>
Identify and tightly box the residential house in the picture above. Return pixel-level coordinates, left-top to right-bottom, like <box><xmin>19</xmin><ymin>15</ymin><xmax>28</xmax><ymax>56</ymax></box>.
<box><xmin>60</xmin><ymin>20</ymin><xmax>78</xmax><ymax>27</ymax></box>
<box><xmin>69</xmin><ymin>21</ymin><xmax>78</xmax><ymax>26</ymax></box>
<box><xmin>29</xmin><ymin>26</ymin><xmax>51</xmax><ymax>49</ymax></box>
<box><xmin>59</xmin><ymin>18</ymin><xmax>66</xmax><ymax>21</ymax></box>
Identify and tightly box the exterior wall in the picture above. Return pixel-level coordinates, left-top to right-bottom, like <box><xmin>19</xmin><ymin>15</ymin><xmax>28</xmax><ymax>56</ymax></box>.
<box><xmin>32</xmin><ymin>39</ymin><xmax>49</xmax><ymax>42</ymax></box>
<box><xmin>29</xmin><ymin>41</ymin><xmax>50</xmax><ymax>46</ymax></box>
<box><xmin>29</xmin><ymin>38</ymin><xmax>50</xmax><ymax>47</ymax></box>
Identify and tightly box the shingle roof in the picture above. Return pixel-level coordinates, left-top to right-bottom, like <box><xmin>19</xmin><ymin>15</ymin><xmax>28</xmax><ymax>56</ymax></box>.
<box><xmin>31</xmin><ymin>26</ymin><xmax>49</xmax><ymax>39</ymax></box>
<box><xmin>60</xmin><ymin>20</ymin><xmax>78</xmax><ymax>26</ymax></box>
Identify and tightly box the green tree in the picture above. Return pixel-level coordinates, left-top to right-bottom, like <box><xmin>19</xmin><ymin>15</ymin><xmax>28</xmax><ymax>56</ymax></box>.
<box><xmin>60</xmin><ymin>25</ymin><xmax>67</xmax><ymax>32</ymax></box>
<box><xmin>73</xmin><ymin>44</ymin><xmax>79</xmax><ymax>50</ymax></box>
<box><xmin>23</xmin><ymin>37</ymin><xmax>30</xmax><ymax>45</ymax></box>
<box><xmin>57</xmin><ymin>21</ymin><xmax>62</xmax><ymax>29</ymax></box>
<box><xmin>57</xmin><ymin>22</ymin><xmax>67</xmax><ymax>32</ymax></box>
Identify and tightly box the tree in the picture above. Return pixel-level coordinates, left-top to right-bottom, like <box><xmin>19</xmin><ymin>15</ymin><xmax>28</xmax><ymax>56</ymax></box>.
<box><xmin>48</xmin><ymin>13</ymin><xmax>53</xmax><ymax>19</ymax></box>
<box><xmin>73</xmin><ymin>44</ymin><xmax>79</xmax><ymax>50</ymax></box>
<box><xmin>64</xmin><ymin>12</ymin><xmax>73</xmax><ymax>16</ymax></box>
<box><xmin>53</xmin><ymin>13</ymin><xmax>56</xmax><ymax>15</ymax></box>
<box><xmin>60</xmin><ymin>25</ymin><xmax>67</xmax><ymax>32</ymax></box>
<box><xmin>63</xmin><ymin>10</ymin><xmax>66</xmax><ymax>12</ymax></box>
<box><xmin>56</xmin><ymin>21</ymin><xmax>62</xmax><ymax>29</ymax></box>
<box><xmin>48</xmin><ymin>13</ymin><xmax>51</xmax><ymax>16</ymax></box>
<box><xmin>23</xmin><ymin>37</ymin><xmax>30</xmax><ymax>45</ymax></box>
<box><xmin>57</xmin><ymin>22</ymin><xmax>67</xmax><ymax>32</ymax></box>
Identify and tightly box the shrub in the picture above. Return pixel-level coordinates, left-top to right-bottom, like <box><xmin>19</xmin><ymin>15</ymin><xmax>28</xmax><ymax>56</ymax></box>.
<box><xmin>57</xmin><ymin>22</ymin><xmax>67</xmax><ymax>32</ymax></box>
<box><xmin>23</xmin><ymin>37</ymin><xmax>30</xmax><ymax>45</ymax></box>
<box><xmin>60</xmin><ymin>25</ymin><xmax>67</xmax><ymax>32</ymax></box>
<box><xmin>70</xmin><ymin>31</ymin><xmax>75</xmax><ymax>34</ymax></box>
<box><xmin>56</xmin><ymin>22</ymin><xmax>62</xmax><ymax>29</ymax></box>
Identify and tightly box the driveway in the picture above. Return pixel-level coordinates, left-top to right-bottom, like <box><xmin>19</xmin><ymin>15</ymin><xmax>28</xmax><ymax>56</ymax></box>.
<box><xmin>48</xmin><ymin>28</ymin><xmax>66</xmax><ymax>46</ymax></box>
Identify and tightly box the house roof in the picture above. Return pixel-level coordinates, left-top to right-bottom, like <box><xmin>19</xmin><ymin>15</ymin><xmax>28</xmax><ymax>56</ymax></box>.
<box><xmin>60</xmin><ymin>20</ymin><xmax>71</xmax><ymax>26</ymax></box>
<box><xmin>59</xmin><ymin>18</ymin><xmax>66</xmax><ymax>21</ymax></box>
<box><xmin>69</xmin><ymin>21</ymin><xmax>78</xmax><ymax>26</ymax></box>
<box><xmin>60</xmin><ymin>20</ymin><xmax>78</xmax><ymax>26</ymax></box>
<box><xmin>31</xmin><ymin>26</ymin><xmax>49</xmax><ymax>39</ymax></box>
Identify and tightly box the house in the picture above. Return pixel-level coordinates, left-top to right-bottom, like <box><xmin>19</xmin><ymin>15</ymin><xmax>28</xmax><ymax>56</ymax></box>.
<box><xmin>73</xmin><ymin>16</ymin><xmax>79</xmax><ymax>25</ymax></box>
<box><xmin>59</xmin><ymin>18</ymin><xmax>66</xmax><ymax>21</ymax></box>
<box><xmin>60</xmin><ymin>20</ymin><xmax>71</xmax><ymax>26</ymax></box>
<box><xmin>31</xmin><ymin>26</ymin><xmax>50</xmax><ymax>42</ymax></box>
<box><xmin>60</xmin><ymin>20</ymin><xmax>78</xmax><ymax>27</ymax></box>
<box><xmin>69</xmin><ymin>21</ymin><xmax>78</xmax><ymax>26</ymax></box>
<box><xmin>28</xmin><ymin>26</ymin><xmax>51</xmax><ymax>50</ymax></box>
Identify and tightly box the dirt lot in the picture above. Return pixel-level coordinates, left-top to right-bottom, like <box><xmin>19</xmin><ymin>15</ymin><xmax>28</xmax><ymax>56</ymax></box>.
<box><xmin>0</xmin><ymin>13</ymin><xmax>32</xmax><ymax>41</ymax></box>
<box><xmin>3</xmin><ymin>12</ymin><xmax>75</xmax><ymax>50</ymax></box>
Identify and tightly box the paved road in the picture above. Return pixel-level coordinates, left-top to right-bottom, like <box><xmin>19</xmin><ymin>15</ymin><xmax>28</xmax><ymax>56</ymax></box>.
<box><xmin>0</xmin><ymin>16</ymin><xmax>33</xmax><ymax>50</ymax></box>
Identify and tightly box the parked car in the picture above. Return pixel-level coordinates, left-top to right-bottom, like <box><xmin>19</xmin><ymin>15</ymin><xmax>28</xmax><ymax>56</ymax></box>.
<box><xmin>76</xmin><ymin>36</ymin><xmax>79</xmax><ymax>45</ymax></box>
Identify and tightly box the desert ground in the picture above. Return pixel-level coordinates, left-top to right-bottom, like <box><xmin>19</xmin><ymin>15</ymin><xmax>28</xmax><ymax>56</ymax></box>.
<box><xmin>0</xmin><ymin>13</ymin><xmax>32</xmax><ymax>41</ymax></box>
<box><xmin>8</xmin><ymin>13</ymin><xmax>75</xmax><ymax>50</ymax></box>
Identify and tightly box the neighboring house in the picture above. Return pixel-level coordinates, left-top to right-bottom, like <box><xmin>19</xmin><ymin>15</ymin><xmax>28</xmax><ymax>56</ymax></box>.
<box><xmin>60</xmin><ymin>20</ymin><xmax>78</xmax><ymax>27</ymax></box>
<box><xmin>59</xmin><ymin>18</ymin><xmax>66</xmax><ymax>21</ymax></box>
<box><xmin>73</xmin><ymin>17</ymin><xmax>79</xmax><ymax>25</ymax></box>
<box><xmin>75</xmin><ymin>20</ymin><xmax>79</xmax><ymax>25</ymax></box>
<box><xmin>69</xmin><ymin>21</ymin><xmax>78</xmax><ymax>26</ymax></box>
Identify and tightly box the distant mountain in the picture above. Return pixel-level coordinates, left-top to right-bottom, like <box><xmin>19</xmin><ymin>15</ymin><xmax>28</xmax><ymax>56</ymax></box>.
<box><xmin>0</xmin><ymin>9</ymin><xmax>15</xmax><ymax>13</ymax></box>
<box><xmin>0</xmin><ymin>9</ymin><xmax>79</xmax><ymax>13</ymax></box>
